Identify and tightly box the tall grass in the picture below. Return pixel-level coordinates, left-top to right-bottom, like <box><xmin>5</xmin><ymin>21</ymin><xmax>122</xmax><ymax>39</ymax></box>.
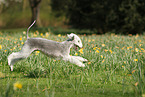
<box><xmin>0</xmin><ymin>31</ymin><xmax>144</xmax><ymax>97</ymax></box>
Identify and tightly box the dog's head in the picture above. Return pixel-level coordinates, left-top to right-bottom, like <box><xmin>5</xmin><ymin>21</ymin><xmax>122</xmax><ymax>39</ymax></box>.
<box><xmin>67</xmin><ymin>33</ymin><xmax>83</xmax><ymax>50</ymax></box>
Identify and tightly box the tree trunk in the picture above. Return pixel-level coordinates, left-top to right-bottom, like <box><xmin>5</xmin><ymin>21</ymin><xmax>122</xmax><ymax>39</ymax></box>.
<box><xmin>29</xmin><ymin>0</ymin><xmax>42</xmax><ymax>27</ymax></box>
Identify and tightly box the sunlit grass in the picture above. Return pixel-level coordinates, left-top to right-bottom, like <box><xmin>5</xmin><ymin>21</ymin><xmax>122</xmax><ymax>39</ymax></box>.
<box><xmin>0</xmin><ymin>30</ymin><xmax>145</xmax><ymax>97</ymax></box>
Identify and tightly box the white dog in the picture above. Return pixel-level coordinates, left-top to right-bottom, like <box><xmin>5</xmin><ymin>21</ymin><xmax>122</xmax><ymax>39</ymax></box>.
<box><xmin>8</xmin><ymin>21</ymin><xmax>88</xmax><ymax>71</ymax></box>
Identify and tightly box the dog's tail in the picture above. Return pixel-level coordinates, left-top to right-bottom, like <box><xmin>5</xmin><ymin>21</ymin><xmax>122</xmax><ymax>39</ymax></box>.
<box><xmin>27</xmin><ymin>20</ymin><xmax>36</xmax><ymax>39</ymax></box>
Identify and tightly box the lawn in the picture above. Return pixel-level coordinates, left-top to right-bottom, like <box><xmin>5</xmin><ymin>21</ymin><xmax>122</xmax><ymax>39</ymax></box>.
<box><xmin>0</xmin><ymin>30</ymin><xmax>145</xmax><ymax>97</ymax></box>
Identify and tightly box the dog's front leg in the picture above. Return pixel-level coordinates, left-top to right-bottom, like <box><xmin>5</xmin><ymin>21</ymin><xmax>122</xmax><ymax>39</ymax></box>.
<box><xmin>71</xmin><ymin>56</ymin><xmax>88</xmax><ymax>63</ymax></box>
<box><xmin>63</xmin><ymin>55</ymin><xmax>85</xmax><ymax>67</ymax></box>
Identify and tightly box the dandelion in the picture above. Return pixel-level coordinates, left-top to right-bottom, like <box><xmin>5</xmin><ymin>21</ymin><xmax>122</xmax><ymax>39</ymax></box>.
<box><xmin>134</xmin><ymin>59</ymin><xmax>138</xmax><ymax>62</ymax></box>
<box><xmin>35</xmin><ymin>51</ymin><xmax>40</xmax><ymax>55</ymax></box>
<box><xmin>23</xmin><ymin>31</ymin><xmax>26</xmax><ymax>34</ymax></box>
<box><xmin>19</xmin><ymin>37</ymin><xmax>22</xmax><ymax>41</ymax></box>
<box><xmin>135</xmin><ymin>34</ymin><xmax>139</xmax><ymax>38</ymax></box>
<box><xmin>58</xmin><ymin>34</ymin><xmax>61</xmax><ymax>37</ymax></box>
<box><xmin>79</xmin><ymin>48</ymin><xmax>84</xmax><ymax>54</ymax></box>
<box><xmin>75</xmin><ymin>53</ymin><xmax>78</xmax><ymax>56</ymax></box>
<box><xmin>13</xmin><ymin>47</ymin><xmax>16</xmax><ymax>50</ymax></box>
<box><xmin>14</xmin><ymin>41</ymin><xmax>17</xmax><ymax>44</ymax></box>
<box><xmin>21</xmin><ymin>42</ymin><xmax>24</xmax><ymax>45</ymax></box>
<box><xmin>135</xmin><ymin>82</ymin><xmax>138</xmax><ymax>86</ymax></box>
<box><xmin>4</xmin><ymin>50</ymin><xmax>7</xmax><ymax>52</ymax></box>
<box><xmin>45</xmin><ymin>32</ymin><xmax>49</xmax><ymax>37</ymax></box>
<box><xmin>141</xmin><ymin>48</ymin><xmax>144</xmax><ymax>51</ymax></box>
<box><xmin>101</xmin><ymin>55</ymin><xmax>103</xmax><ymax>58</ymax></box>
<box><xmin>123</xmin><ymin>61</ymin><xmax>126</xmax><ymax>64</ymax></box>
<box><xmin>122</xmin><ymin>65</ymin><xmax>124</xmax><ymax>68</ymax></box>
<box><xmin>132</xmin><ymin>70</ymin><xmax>136</xmax><ymax>73</ymax></box>
<box><xmin>95</xmin><ymin>50</ymin><xmax>99</xmax><ymax>53</ymax></box>
<box><xmin>109</xmin><ymin>50</ymin><xmax>112</xmax><ymax>54</ymax></box>
<box><xmin>104</xmin><ymin>49</ymin><xmax>108</xmax><ymax>52</ymax></box>
<box><xmin>127</xmin><ymin>47</ymin><xmax>130</xmax><ymax>50</ymax></box>
<box><xmin>88</xmin><ymin>62</ymin><xmax>91</xmax><ymax>65</ymax></box>
<box><xmin>102</xmin><ymin>59</ymin><xmax>105</xmax><ymax>63</ymax></box>
<box><xmin>93</xmin><ymin>47</ymin><xmax>97</xmax><ymax>50</ymax></box>
<box><xmin>0</xmin><ymin>45</ymin><xmax>2</xmax><ymax>49</ymax></box>
<box><xmin>122</xmin><ymin>47</ymin><xmax>125</xmax><ymax>50</ymax></box>
<box><xmin>13</xmin><ymin>81</ymin><xmax>22</xmax><ymax>90</ymax></box>
<box><xmin>135</xmin><ymin>48</ymin><xmax>139</xmax><ymax>52</ymax></box>
<box><xmin>33</xmin><ymin>33</ymin><xmax>37</xmax><ymax>37</ymax></box>
<box><xmin>40</xmin><ymin>33</ymin><xmax>43</xmax><ymax>36</ymax></box>
<box><xmin>139</xmin><ymin>44</ymin><xmax>142</xmax><ymax>46</ymax></box>
<box><xmin>138</xmin><ymin>40</ymin><xmax>141</xmax><ymax>42</ymax></box>
<box><xmin>102</xmin><ymin>44</ymin><xmax>105</xmax><ymax>47</ymax></box>
<box><xmin>88</xmin><ymin>39</ymin><xmax>91</xmax><ymax>42</ymax></box>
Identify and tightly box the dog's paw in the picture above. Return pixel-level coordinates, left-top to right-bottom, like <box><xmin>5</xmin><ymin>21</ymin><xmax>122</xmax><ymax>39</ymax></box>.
<box><xmin>83</xmin><ymin>59</ymin><xmax>88</xmax><ymax>63</ymax></box>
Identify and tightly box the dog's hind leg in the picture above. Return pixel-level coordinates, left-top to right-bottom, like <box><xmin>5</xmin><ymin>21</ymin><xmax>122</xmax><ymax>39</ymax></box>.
<box><xmin>8</xmin><ymin>44</ymin><xmax>34</xmax><ymax>71</ymax></box>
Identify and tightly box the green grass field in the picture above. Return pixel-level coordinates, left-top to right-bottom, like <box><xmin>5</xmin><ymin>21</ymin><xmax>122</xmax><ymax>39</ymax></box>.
<box><xmin>0</xmin><ymin>30</ymin><xmax>145</xmax><ymax>97</ymax></box>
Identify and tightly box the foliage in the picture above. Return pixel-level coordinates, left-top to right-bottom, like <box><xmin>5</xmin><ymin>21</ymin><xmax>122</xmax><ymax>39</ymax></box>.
<box><xmin>0</xmin><ymin>30</ymin><xmax>145</xmax><ymax>96</ymax></box>
<box><xmin>52</xmin><ymin>0</ymin><xmax>145</xmax><ymax>34</ymax></box>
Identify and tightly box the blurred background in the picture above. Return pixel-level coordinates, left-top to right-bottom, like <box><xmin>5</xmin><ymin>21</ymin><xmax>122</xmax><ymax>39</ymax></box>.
<box><xmin>0</xmin><ymin>0</ymin><xmax>145</xmax><ymax>34</ymax></box>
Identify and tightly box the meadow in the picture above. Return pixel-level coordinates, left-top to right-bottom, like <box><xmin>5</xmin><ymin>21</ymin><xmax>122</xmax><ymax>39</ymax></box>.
<box><xmin>0</xmin><ymin>30</ymin><xmax>145</xmax><ymax>97</ymax></box>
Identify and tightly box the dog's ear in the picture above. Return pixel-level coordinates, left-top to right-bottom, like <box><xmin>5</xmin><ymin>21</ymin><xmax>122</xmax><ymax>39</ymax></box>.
<box><xmin>71</xmin><ymin>36</ymin><xmax>74</xmax><ymax>40</ymax></box>
<box><xmin>67</xmin><ymin>34</ymin><xmax>74</xmax><ymax>40</ymax></box>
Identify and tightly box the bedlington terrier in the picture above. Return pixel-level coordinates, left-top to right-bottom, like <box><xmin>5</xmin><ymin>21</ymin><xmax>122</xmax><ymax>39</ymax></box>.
<box><xmin>8</xmin><ymin>21</ymin><xmax>88</xmax><ymax>71</ymax></box>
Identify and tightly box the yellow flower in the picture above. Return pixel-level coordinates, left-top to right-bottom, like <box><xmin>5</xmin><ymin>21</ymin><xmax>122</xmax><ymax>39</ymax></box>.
<box><xmin>45</xmin><ymin>32</ymin><xmax>49</xmax><ymax>37</ymax></box>
<box><xmin>104</xmin><ymin>49</ymin><xmax>108</xmax><ymax>52</ymax></box>
<box><xmin>135</xmin><ymin>82</ymin><xmax>138</xmax><ymax>86</ymax></box>
<box><xmin>132</xmin><ymin>70</ymin><xmax>136</xmax><ymax>74</ymax></box>
<box><xmin>135</xmin><ymin>48</ymin><xmax>139</xmax><ymax>52</ymax></box>
<box><xmin>58</xmin><ymin>34</ymin><xmax>61</xmax><ymax>37</ymax></box>
<box><xmin>75</xmin><ymin>53</ymin><xmax>78</xmax><ymax>56</ymax></box>
<box><xmin>88</xmin><ymin>62</ymin><xmax>91</xmax><ymax>64</ymax></box>
<box><xmin>134</xmin><ymin>59</ymin><xmax>138</xmax><ymax>62</ymax></box>
<box><xmin>40</xmin><ymin>33</ymin><xmax>43</xmax><ymax>36</ymax></box>
<box><xmin>21</xmin><ymin>42</ymin><xmax>24</xmax><ymax>45</ymax></box>
<box><xmin>95</xmin><ymin>50</ymin><xmax>99</xmax><ymax>53</ymax></box>
<box><xmin>109</xmin><ymin>50</ymin><xmax>112</xmax><ymax>54</ymax></box>
<box><xmin>141</xmin><ymin>48</ymin><xmax>144</xmax><ymax>51</ymax></box>
<box><xmin>139</xmin><ymin>44</ymin><xmax>142</xmax><ymax>46</ymax></box>
<box><xmin>102</xmin><ymin>59</ymin><xmax>105</xmax><ymax>63</ymax></box>
<box><xmin>79</xmin><ymin>48</ymin><xmax>84</xmax><ymax>54</ymax></box>
<box><xmin>23</xmin><ymin>31</ymin><xmax>26</xmax><ymax>34</ymax></box>
<box><xmin>101</xmin><ymin>55</ymin><xmax>103</xmax><ymax>58</ymax></box>
<box><xmin>19</xmin><ymin>37</ymin><xmax>22</xmax><ymax>41</ymax></box>
<box><xmin>13</xmin><ymin>47</ymin><xmax>16</xmax><ymax>50</ymax></box>
<box><xmin>13</xmin><ymin>81</ymin><xmax>22</xmax><ymax>90</ymax></box>
<box><xmin>0</xmin><ymin>45</ymin><xmax>2</xmax><ymax>49</ymax></box>
<box><xmin>102</xmin><ymin>44</ymin><xmax>105</xmax><ymax>47</ymax></box>
<box><xmin>93</xmin><ymin>47</ymin><xmax>97</xmax><ymax>50</ymax></box>
<box><xmin>33</xmin><ymin>33</ymin><xmax>37</xmax><ymax>37</ymax></box>
<box><xmin>88</xmin><ymin>39</ymin><xmax>91</xmax><ymax>42</ymax></box>
<box><xmin>122</xmin><ymin>65</ymin><xmax>124</xmax><ymax>68</ymax></box>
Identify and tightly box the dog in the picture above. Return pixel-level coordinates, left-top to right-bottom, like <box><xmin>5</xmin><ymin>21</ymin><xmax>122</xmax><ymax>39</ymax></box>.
<box><xmin>8</xmin><ymin>21</ymin><xmax>88</xmax><ymax>71</ymax></box>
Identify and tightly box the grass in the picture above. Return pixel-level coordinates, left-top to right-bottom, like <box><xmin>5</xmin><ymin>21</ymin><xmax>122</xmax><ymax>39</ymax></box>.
<box><xmin>0</xmin><ymin>30</ymin><xmax>145</xmax><ymax>97</ymax></box>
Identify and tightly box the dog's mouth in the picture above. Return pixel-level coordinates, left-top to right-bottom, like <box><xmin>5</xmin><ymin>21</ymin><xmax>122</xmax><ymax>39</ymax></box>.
<box><xmin>74</xmin><ymin>45</ymin><xmax>81</xmax><ymax>51</ymax></box>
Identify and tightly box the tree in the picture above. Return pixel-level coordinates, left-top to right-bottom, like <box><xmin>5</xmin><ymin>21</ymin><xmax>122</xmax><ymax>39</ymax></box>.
<box><xmin>51</xmin><ymin>0</ymin><xmax>145</xmax><ymax>34</ymax></box>
<box><xmin>29</xmin><ymin>0</ymin><xmax>42</xmax><ymax>27</ymax></box>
